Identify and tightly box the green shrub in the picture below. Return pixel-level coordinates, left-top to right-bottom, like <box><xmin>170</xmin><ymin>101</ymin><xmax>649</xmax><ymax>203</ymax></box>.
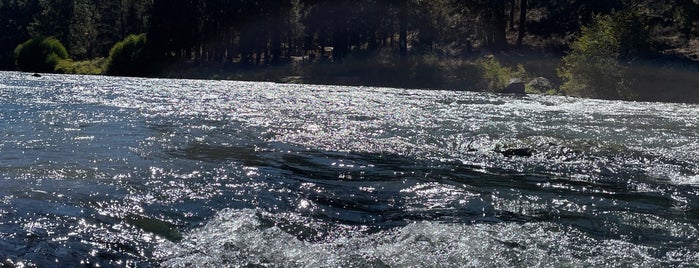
<box><xmin>558</xmin><ymin>11</ymin><xmax>651</xmax><ymax>100</ymax></box>
<box><xmin>13</xmin><ymin>37</ymin><xmax>69</xmax><ymax>72</ymax></box>
<box><xmin>106</xmin><ymin>34</ymin><xmax>149</xmax><ymax>76</ymax></box>
<box><xmin>476</xmin><ymin>57</ymin><xmax>525</xmax><ymax>92</ymax></box>
<box><xmin>55</xmin><ymin>58</ymin><xmax>107</xmax><ymax>75</ymax></box>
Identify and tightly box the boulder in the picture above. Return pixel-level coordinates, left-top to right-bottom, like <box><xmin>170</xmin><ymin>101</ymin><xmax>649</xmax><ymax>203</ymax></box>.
<box><xmin>503</xmin><ymin>78</ymin><xmax>525</xmax><ymax>94</ymax></box>
<box><xmin>500</xmin><ymin>148</ymin><xmax>535</xmax><ymax>158</ymax></box>
<box><xmin>527</xmin><ymin>77</ymin><xmax>553</xmax><ymax>91</ymax></box>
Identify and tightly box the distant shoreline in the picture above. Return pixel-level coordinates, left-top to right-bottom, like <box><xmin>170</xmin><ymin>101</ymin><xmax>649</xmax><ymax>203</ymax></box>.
<box><xmin>141</xmin><ymin>51</ymin><xmax>699</xmax><ymax>104</ymax></box>
<box><xmin>9</xmin><ymin>50</ymin><xmax>699</xmax><ymax>105</ymax></box>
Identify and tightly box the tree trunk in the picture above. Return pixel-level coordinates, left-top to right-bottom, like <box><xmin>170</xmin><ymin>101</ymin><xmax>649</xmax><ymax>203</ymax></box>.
<box><xmin>509</xmin><ymin>0</ymin><xmax>516</xmax><ymax>30</ymax></box>
<box><xmin>226</xmin><ymin>29</ymin><xmax>235</xmax><ymax>63</ymax></box>
<box><xmin>492</xmin><ymin>0</ymin><xmax>507</xmax><ymax>49</ymax></box>
<box><xmin>398</xmin><ymin>0</ymin><xmax>408</xmax><ymax>58</ymax></box>
<box><xmin>517</xmin><ymin>0</ymin><xmax>527</xmax><ymax>47</ymax></box>
<box><xmin>271</xmin><ymin>9</ymin><xmax>282</xmax><ymax>63</ymax></box>
<box><xmin>332</xmin><ymin>9</ymin><xmax>348</xmax><ymax>62</ymax></box>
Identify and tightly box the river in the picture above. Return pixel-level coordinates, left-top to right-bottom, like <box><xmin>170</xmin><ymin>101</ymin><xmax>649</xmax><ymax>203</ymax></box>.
<box><xmin>1</xmin><ymin>71</ymin><xmax>698</xmax><ymax>267</ymax></box>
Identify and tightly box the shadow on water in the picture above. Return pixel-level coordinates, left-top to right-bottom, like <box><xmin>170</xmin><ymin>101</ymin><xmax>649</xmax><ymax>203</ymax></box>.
<box><xmin>151</xmin><ymin>140</ymin><xmax>699</xmax><ymax>267</ymax></box>
<box><xmin>169</xmin><ymin>142</ymin><xmax>266</xmax><ymax>166</ymax></box>
<box><xmin>163</xmin><ymin>136</ymin><xmax>697</xmax><ymax>250</ymax></box>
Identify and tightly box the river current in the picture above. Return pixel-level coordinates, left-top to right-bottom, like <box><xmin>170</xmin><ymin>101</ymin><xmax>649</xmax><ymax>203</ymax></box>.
<box><xmin>0</xmin><ymin>71</ymin><xmax>698</xmax><ymax>267</ymax></box>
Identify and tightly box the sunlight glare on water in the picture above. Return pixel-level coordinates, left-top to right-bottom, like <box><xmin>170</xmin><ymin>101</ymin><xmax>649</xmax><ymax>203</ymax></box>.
<box><xmin>0</xmin><ymin>71</ymin><xmax>698</xmax><ymax>266</ymax></box>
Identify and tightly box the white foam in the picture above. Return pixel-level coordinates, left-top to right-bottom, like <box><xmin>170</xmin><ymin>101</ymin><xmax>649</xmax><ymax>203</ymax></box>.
<box><xmin>157</xmin><ymin>209</ymin><xmax>695</xmax><ymax>267</ymax></box>
<box><xmin>678</xmin><ymin>175</ymin><xmax>699</xmax><ymax>185</ymax></box>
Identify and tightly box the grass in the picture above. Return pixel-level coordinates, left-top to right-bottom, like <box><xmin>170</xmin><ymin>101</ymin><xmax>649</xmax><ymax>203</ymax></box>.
<box><xmin>55</xmin><ymin>58</ymin><xmax>107</xmax><ymax>75</ymax></box>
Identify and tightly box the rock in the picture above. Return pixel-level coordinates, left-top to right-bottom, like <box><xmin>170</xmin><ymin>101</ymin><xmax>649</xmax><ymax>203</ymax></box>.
<box><xmin>503</xmin><ymin>78</ymin><xmax>525</xmax><ymax>94</ymax></box>
<box><xmin>500</xmin><ymin>148</ymin><xmax>535</xmax><ymax>158</ymax></box>
<box><xmin>527</xmin><ymin>77</ymin><xmax>553</xmax><ymax>91</ymax></box>
<box><xmin>32</xmin><ymin>73</ymin><xmax>42</xmax><ymax>77</ymax></box>
<box><xmin>280</xmin><ymin>76</ymin><xmax>303</xmax><ymax>83</ymax></box>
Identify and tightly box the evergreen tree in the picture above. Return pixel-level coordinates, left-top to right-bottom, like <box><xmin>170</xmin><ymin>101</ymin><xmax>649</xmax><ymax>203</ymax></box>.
<box><xmin>69</xmin><ymin>0</ymin><xmax>99</xmax><ymax>59</ymax></box>
<box><xmin>29</xmin><ymin>0</ymin><xmax>73</xmax><ymax>45</ymax></box>
<box><xmin>0</xmin><ymin>0</ymin><xmax>41</xmax><ymax>69</ymax></box>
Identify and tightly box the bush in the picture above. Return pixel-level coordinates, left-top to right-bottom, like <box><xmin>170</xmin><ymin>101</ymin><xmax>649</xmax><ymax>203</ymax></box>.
<box><xmin>475</xmin><ymin>57</ymin><xmax>526</xmax><ymax>92</ymax></box>
<box><xmin>558</xmin><ymin>11</ymin><xmax>651</xmax><ymax>100</ymax></box>
<box><xmin>13</xmin><ymin>37</ymin><xmax>69</xmax><ymax>72</ymax></box>
<box><xmin>106</xmin><ymin>34</ymin><xmax>149</xmax><ymax>76</ymax></box>
<box><xmin>55</xmin><ymin>58</ymin><xmax>107</xmax><ymax>75</ymax></box>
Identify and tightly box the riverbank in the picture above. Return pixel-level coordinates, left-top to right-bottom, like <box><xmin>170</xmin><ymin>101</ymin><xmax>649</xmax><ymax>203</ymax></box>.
<box><xmin>152</xmin><ymin>50</ymin><xmax>562</xmax><ymax>92</ymax></box>
<box><xmin>150</xmin><ymin>50</ymin><xmax>699</xmax><ymax>104</ymax></box>
<box><xmin>40</xmin><ymin>48</ymin><xmax>699</xmax><ymax>104</ymax></box>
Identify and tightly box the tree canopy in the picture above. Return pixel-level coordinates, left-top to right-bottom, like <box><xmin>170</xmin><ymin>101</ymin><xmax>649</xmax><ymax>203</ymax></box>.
<box><xmin>1</xmin><ymin>0</ymin><xmax>697</xmax><ymax>97</ymax></box>
<box><xmin>2</xmin><ymin>1</ymin><xmax>697</xmax><ymax>63</ymax></box>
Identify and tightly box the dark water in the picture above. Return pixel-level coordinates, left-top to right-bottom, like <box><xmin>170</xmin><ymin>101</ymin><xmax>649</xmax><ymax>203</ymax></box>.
<box><xmin>1</xmin><ymin>71</ymin><xmax>698</xmax><ymax>267</ymax></box>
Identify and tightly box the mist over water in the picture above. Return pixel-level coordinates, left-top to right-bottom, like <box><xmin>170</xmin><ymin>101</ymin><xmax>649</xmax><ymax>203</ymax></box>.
<box><xmin>1</xmin><ymin>71</ymin><xmax>698</xmax><ymax>267</ymax></box>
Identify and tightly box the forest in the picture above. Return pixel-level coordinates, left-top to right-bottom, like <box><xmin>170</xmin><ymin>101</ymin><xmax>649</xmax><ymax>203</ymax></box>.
<box><xmin>1</xmin><ymin>0</ymin><xmax>698</xmax><ymax>102</ymax></box>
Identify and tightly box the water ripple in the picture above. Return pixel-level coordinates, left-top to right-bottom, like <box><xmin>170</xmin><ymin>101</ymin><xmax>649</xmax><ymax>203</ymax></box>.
<box><xmin>1</xmin><ymin>71</ymin><xmax>698</xmax><ymax>266</ymax></box>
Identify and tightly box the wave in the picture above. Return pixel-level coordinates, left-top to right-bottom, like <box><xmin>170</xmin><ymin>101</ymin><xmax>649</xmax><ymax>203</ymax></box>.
<box><xmin>157</xmin><ymin>209</ymin><xmax>698</xmax><ymax>267</ymax></box>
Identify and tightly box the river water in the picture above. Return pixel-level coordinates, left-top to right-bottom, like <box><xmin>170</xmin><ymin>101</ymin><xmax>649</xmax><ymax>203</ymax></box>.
<box><xmin>0</xmin><ymin>71</ymin><xmax>698</xmax><ymax>267</ymax></box>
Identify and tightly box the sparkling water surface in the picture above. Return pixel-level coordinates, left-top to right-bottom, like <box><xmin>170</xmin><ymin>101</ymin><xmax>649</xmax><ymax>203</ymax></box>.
<box><xmin>1</xmin><ymin>71</ymin><xmax>698</xmax><ymax>267</ymax></box>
